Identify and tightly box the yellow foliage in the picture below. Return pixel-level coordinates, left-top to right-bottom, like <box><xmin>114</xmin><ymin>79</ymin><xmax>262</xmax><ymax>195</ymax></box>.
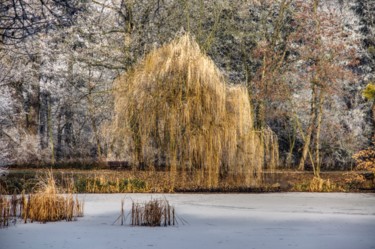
<box><xmin>353</xmin><ymin>148</ymin><xmax>375</xmax><ymax>173</ymax></box>
<box><xmin>363</xmin><ymin>83</ymin><xmax>375</xmax><ymax>101</ymax></box>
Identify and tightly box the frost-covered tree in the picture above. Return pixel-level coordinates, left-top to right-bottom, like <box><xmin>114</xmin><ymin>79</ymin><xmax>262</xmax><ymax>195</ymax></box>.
<box><xmin>0</xmin><ymin>0</ymin><xmax>373</xmax><ymax>170</ymax></box>
<box><xmin>282</xmin><ymin>0</ymin><xmax>364</xmax><ymax>171</ymax></box>
<box><xmin>0</xmin><ymin>0</ymin><xmax>82</xmax><ymax>44</ymax></box>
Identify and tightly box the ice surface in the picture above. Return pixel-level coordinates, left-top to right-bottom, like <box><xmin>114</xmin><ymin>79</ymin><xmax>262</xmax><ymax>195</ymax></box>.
<box><xmin>1</xmin><ymin>193</ymin><xmax>374</xmax><ymax>249</ymax></box>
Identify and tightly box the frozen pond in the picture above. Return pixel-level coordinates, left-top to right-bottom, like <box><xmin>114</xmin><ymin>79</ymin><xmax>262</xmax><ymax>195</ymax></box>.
<box><xmin>1</xmin><ymin>193</ymin><xmax>374</xmax><ymax>249</ymax></box>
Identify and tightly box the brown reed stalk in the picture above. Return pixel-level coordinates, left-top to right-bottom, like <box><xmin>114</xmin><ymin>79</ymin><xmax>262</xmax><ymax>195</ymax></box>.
<box><xmin>0</xmin><ymin>171</ymin><xmax>85</xmax><ymax>225</ymax></box>
<box><xmin>0</xmin><ymin>195</ymin><xmax>9</xmax><ymax>228</ymax></box>
<box><xmin>75</xmin><ymin>196</ymin><xmax>84</xmax><ymax>218</ymax></box>
<box><xmin>112</xmin><ymin>198</ymin><xmax>125</xmax><ymax>226</ymax></box>
<box><xmin>131</xmin><ymin>198</ymin><xmax>176</xmax><ymax>227</ymax></box>
<box><xmin>1</xmin><ymin>172</ymin><xmax>85</xmax><ymax>227</ymax></box>
<box><xmin>10</xmin><ymin>194</ymin><xmax>18</xmax><ymax>217</ymax></box>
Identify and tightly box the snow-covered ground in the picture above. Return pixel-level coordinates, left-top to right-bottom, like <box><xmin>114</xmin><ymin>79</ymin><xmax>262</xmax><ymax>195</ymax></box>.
<box><xmin>1</xmin><ymin>193</ymin><xmax>374</xmax><ymax>249</ymax></box>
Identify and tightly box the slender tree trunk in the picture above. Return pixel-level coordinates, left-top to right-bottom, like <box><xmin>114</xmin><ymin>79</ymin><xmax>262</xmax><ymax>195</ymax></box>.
<box><xmin>87</xmin><ymin>67</ymin><xmax>102</xmax><ymax>159</ymax></box>
<box><xmin>48</xmin><ymin>95</ymin><xmax>55</xmax><ymax>165</ymax></box>
<box><xmin>26</xmin><ymin>63</ymin><xmax>41</xmax><ymax>136</ymax></box>
<box><xmin>256</xmin><ymin>101</ymin><xmax>266</xmax><ymax>129</ymax></box>
<box><xmin>254</xmin><ymin>0</ymin><xmax>290</xmax><ymax>130</ymax></box>
<box><xmin>299</xmin><ymin>0</ymin><xmax>321</xmax><ymax>171</ymax></box>
<box><xmin>123</xmin><ymin>1</ymin><xmax>134</xmax><ymax>64</ymax></box>
<box><xmin>63</xmin><ymin>54</ymin><xmax>75</xmax><ymax>157</ymax></box>
<box><xmin>286</xmin><ymin>119</ymin><xmax>297</xmax><ymax>168</ymax></box>
<box><xmin>26</xmin><ymin>87</ymin><xmax>40</xmax><ymax>135</ymax></box>
<box><xmin>298</xmin><ymin>122</ymin><xmax>313</xmax><ymax>170</ymax></box>
<box><xmin>256</xmin><ymin>55</ymin><xmax>268</xmax><ymax>129</ymax></box>
<box><xmin>315</xmin><ymin>91</ymin><xmax>324</xmax><ymax>177</ymax></box>
<box><xmin>39</xmin><ymin>92</ymin><xmax>48</xmax><ymax>149</ymax></box>
<box><xmin>298</xmin><ymin>85</ymin><xmax>317</xmax><ymax>170</ymax></box>
<box><xmin>64</xmin><ymin>106</ymin><xmax>74</xmax><ymax>155</ymax></box>
<box><xmin>87</xmin><ymin>90</ymin><xmax>102</xmax><ymax>159</ymax></box>
<box><xmin>185</xmin><ymin>0</ymin><xmax>190</xmax><ymax>33</ymax></box>
<box><xmin>56</xmin><ymin>109</ymin><xmax>63</xmax><ymax>161</ymax></box>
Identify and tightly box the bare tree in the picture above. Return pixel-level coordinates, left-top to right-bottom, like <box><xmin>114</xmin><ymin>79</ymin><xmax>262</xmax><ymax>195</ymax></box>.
<box><xmin>286</xmin><ymin>0</ymin><xmax>358</xmax><ymax>174</ymax></box>
<box><xmin>0</xmin><ymin>0</ymin><xmax>82</xmax><ymax>44</ymax></box>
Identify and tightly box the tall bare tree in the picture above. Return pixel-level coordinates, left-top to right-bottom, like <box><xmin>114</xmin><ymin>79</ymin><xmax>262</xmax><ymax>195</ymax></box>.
<box><xmin>287</xmin><ymin>0</ymin><xmax>358</xmax><ymax>174</ymax></box>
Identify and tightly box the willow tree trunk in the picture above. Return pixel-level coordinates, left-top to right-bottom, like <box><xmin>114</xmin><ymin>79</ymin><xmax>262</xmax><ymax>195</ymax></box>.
<box><xmin>255</xmin><ymin>55</ymin><xmax>268</xmax><ymax>129</ymax></box>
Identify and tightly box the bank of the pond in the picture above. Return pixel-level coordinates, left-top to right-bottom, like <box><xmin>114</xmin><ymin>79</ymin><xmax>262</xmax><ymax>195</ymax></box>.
<box><xmin>1</xmin><ymin>169</ymin><xmax>374</xmax><ymax>194</ymax></box>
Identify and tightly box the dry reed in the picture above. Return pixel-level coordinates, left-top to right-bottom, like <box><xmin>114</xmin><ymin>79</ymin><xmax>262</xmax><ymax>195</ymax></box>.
<box><xmin>131</xmin><ymin>198</ymin><xmax>175</xmax><ymax>227</ymax></box>
<box><xmin>308</xmin><ymin>177</ymin><xmax>332</xmax><ymax>192</ymax></box>
<box><xmin>0</xmin><ymin>195</ymin><xmax>10</xmax><ymax>228</ymax></box>
<box><xmin>108</xmin><ymin>34</ymin><xmax>278</xmax><ymax>188</ymax></box>
<box><xmin>113</xmin><ymin>198</ymin><xmax>125</xmax><ymax>226</ymax></box>
<box><xmin>0</xmin><ymin>171</ymin><xmax>84</xmax><ymax>226</ymax></box>
<box><xmin>23</xmin><ymin>172</ymin><xmax>84</xmax><ymax>222</ymax></box>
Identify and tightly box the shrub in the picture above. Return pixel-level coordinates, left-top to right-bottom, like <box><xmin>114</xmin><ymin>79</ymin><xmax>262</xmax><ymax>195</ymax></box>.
<box><xmin>352</xmin><ymin>147</ymin><xmax>375</xmax><ymax>173</ymax></box>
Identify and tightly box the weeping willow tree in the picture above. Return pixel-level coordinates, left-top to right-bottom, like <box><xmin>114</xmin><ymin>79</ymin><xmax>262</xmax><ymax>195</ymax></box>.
<box><xmin>108</xmin><ymin>34</ymin><xmax>278</xmax><ymax>188</ymax></box>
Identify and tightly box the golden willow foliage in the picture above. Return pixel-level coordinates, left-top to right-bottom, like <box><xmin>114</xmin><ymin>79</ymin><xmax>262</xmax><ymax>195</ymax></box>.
<box><xmin>109</xmin><ymin>34</ymin><xmax>278</xmax><ymax>188</ymax></box>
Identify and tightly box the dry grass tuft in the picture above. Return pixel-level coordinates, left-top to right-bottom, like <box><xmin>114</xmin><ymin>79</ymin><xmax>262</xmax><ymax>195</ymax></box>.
<box><xmin>0</xmin><ymin>195</ymin><xmax>10</xmax><ymax>228</ymax></box>
<box><xmin>22</xmin><ymin>172</ymin><xmax>84</xmax><ymax>223</ymax></box>
<box><xmin>308</xmin><ymin>177</ymin><xmax>332</xmax><ymax>192</ymax></box>
<box><xmin>108</xmin><ymin>34</ymin><xmax>278</xmax><ymax>188</ymax></box>
<box><xmin>131</xmin><ymin>198</ymin><xmax>175</xmax><ymax>227</ymax></box>
<box><xmin>292</xmin><ymin>176</ymin><xmax>337</xmax><ymax>192</ymax></box>
<box><xmin>0</xmin><ymin>171</ymin><xmax>84</xmax><ymax>227</ymax></box>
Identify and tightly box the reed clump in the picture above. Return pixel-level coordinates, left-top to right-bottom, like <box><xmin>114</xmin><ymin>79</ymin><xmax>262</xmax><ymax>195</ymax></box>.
<box><xmin>131</xmin><ymin>198</ymin><xmax>175</xmax><ymax>227</ymax></box>
<box><xmin>22</xmin><ymin>173</ymin><xmax>84</xmax><ymax>222</ymax></box>
<box><xmin>308</xmin><ymin>177</ymin><xmax>333</xmax><ymax>192</ymax></box>
<box><xmin>293</xmin><ymin>176</ymin><xmax>338</xmax><ymax>192</ymax></box>
<box><xmin>0</xmin><ymin>172</ymin><xmax>83</xmax><ymax>226</ymax></box>
<box><xmin>108</xmin><ymin>34</ymin><xmax>278</xmax><ymax>188</ymax></box>
<box><xmin>0</xmin><ymin>195</ymin><xmax>10</xmax><ymax>228</ymax></box>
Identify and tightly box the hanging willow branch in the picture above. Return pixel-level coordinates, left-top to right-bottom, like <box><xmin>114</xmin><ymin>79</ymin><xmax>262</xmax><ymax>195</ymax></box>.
<box><xmin>107</xmin><ymin>34</ymin><xmax>278</xmax><ymax>188</ymax></box>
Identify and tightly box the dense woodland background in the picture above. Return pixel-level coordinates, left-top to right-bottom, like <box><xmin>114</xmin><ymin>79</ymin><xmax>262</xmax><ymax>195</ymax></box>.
<box><xmin>0</xmin><ymin>0</ymin><xmax>374</xmax><ymax>170</ymax></box>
